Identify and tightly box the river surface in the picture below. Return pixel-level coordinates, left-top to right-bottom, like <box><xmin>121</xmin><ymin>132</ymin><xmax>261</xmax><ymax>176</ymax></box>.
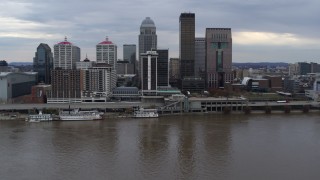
<box><xmin>1</xmin><ymin>114</ymin><xmax>320</xmax><ymax>180</ymax></box>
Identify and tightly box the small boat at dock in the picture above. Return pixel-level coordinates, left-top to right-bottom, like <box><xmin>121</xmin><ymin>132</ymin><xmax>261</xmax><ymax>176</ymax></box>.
<box><xmin>59</xmin><ymin>109</ymin><xmax>103</xmax><ymax>121</ymax></box>
<box><xmin>27</xmin><ymin>111</ymin><xmax>53</xmax><ymax>122</ymax></box>
<box><xmin>133</xmin><ymin>107</ymin><xmax>159</xmax><ymax>118</ymax></box>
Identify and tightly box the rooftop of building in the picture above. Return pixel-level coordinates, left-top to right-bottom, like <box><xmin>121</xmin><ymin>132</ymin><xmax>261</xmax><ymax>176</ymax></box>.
<box><xmin>57</xmin><ymin>37</ymin><xmax>73</xmax><ymax>45</ymax></box>
<box><xmin>140</xmin><ymin>17</ymin><xmax>156</xmax><ymax>28</ymax></box>
<box><xmin>0</xmin><ymin>72</ymin><xmax>38</xmax><ymax>77</ymax></box>
<box><xmin>98</xmin><ymin>37</ymin><xmax>114</xmax><ymax>45</ymax></box>
<box><xmin>113</xmin><ymin>87</ymin><xmax>139</xmax><ymax>91</ymax></box>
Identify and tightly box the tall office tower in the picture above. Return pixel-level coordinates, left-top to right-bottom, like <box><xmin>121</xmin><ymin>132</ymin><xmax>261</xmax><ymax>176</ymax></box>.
<box><xmin>179</xmin><ymin>13</ymin><xmax>195</xmax><ymax>79</ymax></box>
<box><xmin>33</xmin><ymin>43</ymin><xmax>53</xmax><ymax>84</ymax></box>
<box><xmin>123</xmin><ymin>44</ymin><xmax>136</xmax><ymax>64</ymax></box>
<box><xmin>139</xmin><ymin>17</ymin><xmax>157</xmax><ymax>69</ymax></box>
<box><xmin>206</xmin><ymin>28</ymin><xmax>233</xmax><ymax>88</ymax></box>
<box><xmin>123</xmin><ymin>44</ymin><xmax>136</xmax><ymax>73</ymax></box>
<box><xmin>195</xmin><ymin>38</ymin><xmax>206</xmax><ymax>79</ymax></box>
<box><xmin>156</xmin><ymin>49</ymin><xmax>169</xmax><ymax>87</ymax></box>
<box><xmin>169</xmin><ymin>58</ymin><xmax>180</xmax><ymax>77</ymax></box>
<box><xmin>53</xmin><ymin>37</ymin><xmax>80</xmax><ymax>70</ymax></box>
<box><xmin>96</xmin><ymin>37</ymin><xmax>117</xmax><ymax>70</ymax></box>
<box><xmin>140</xmin><ymin>51</ymin><xmax>158</xmax><ymax>95</ymax></box>
<box><xmin>82</xmin><ymin>63</ymin><xmax>116</xmax><ymax>97</ymax></box>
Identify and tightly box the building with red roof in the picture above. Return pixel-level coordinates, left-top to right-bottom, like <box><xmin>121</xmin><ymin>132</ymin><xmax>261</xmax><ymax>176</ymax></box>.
<box><xmin>53</xmin><ymin>37</ymin><xmax>80</xmax><ymax>70</ymax></box>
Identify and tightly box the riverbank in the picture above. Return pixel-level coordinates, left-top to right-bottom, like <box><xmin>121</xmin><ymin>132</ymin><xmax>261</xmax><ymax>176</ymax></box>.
<box><xmin>2</xmin><ymin>108</ymin><xmax>319</xmax><ymax>121</ymax></box>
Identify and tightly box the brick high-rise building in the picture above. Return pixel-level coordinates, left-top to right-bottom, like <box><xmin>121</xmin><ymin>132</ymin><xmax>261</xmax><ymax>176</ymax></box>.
<box><xmin>50</xmin><ymin>69</ymin><xmax>81</xmax><ymax>98</ymax></box>
<box><xmin>195</xmin><ymin>37</ymin><xmax>206</xmax><ymax>80</ymax></box>
<box><xmin>205</xmin><ymin>28</ymin><xmax>233</xmax><ymax>88</ymax></box>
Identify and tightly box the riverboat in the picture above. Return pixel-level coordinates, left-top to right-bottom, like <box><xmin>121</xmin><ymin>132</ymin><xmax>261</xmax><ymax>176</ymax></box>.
<box><xmin>27</xmin><ymin>111</ymin><xmax>53</xmax><ymax>122</ymax></box>
<box><xmin>133</xmin><ymin>107</ymin><xmax>159</xmax><ymax>118</ymax></box>
<box><xmin>59</xmin><ymin>109</ymin><xmax>103</xmax><ymax>121</ymax></box>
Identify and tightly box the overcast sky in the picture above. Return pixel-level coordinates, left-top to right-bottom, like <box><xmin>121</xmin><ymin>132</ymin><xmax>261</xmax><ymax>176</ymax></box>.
<box><xmin>0</xmin><ymin>0</ymin><xmax>319</xmax><ymax>63</ymax></box>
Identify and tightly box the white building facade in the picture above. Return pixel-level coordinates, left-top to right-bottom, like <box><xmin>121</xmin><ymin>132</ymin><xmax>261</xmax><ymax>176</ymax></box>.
<box><xmin>96</xmin><ymin>37</ymin><xmax>117</xmax><ymax>71</ymax></box>
<box><xmin>53</xmin><ymin>37</ymin><xmax>80</xmax><ymax>70</ymax></box>
<box><xmin>140</xmin><ymin>51</ymin><xmax>158</xmax><ymax>95</ymax></box>
<box><xmin>82</xmin><ymin>63</ymin><xmax>116</xmax><ymax>97</ymax></box>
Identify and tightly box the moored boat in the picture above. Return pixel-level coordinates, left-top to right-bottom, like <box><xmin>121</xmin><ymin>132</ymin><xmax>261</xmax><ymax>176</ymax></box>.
<box><xmin>59</xmin><ymin>109</ymin><xmax>102</xmax><ymax>121</ymax></box>
<box><xmin>133</xmin><ymin>107</ymin><xmax>159</xmax><ymax>118</ymax></box>
<box><xmin>27</xmin><ymin>111</ymin><xmax>53</xmax><ymax>122</ymax></box>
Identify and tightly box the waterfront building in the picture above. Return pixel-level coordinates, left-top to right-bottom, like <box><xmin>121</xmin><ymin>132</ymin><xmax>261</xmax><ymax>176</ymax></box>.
<box><xmin>0</xmin><ymin>72</ymin><xmax>37</xmax><ymax>103</ymax></box>
<box><xmin>264</xmin><ymin>75</ymin><xmax>283</xmax><ymax>92</ymax></box>
<box><xmin>112</xmin><ymin>87</ymin><xmax>140</xmax><ymax>101</ymax></box>
<box><xmin>156</xmin><ymin>49</ymin><xmax>169</xmax><ymax>87</ymax></box>
<box><xmin>50</xmin><ymin>69</ymin><xmax>81</xmax><ymax>99</ymax></box>
<box><xmin>33</xmin><ymin>43</ymin><xmax>53</xmax><ymax>84</ymax></box>
<box><xmin>181</xmin><ymin>77</ymin><xmax>205</xmax><ymax>93</ymax></box>
<box><xmin>179</xmin><ymin>13</ymin><xmax>195</xmax><ymax>79</ymax></box>
<box><xmin>82</xmin><ymin>63</ymin><xmax>116</xmax><ymax>97</ymax></box>
<box><xmin>205</xmin><ymin>28</ymin><xmax>233</xmax><ymax>89</ymax></box>
<box><xmin>53</xmin><ymin>37</ymin><xmax>80</xmax><ymax>70</ymax></box>
<box><xmin>140</xmin><ymin>51</ymin><xmax>158</xmax><ymax>95</ymax></box>
<box><xmin>96</xmin><ymin>37</ymin><xmax>117</xmax><ymax>70</ymax></box>
<box><xmin>195</xmin><ymin>37</ymin><xmax>206</xmax><ymax>79</ymax></box>
<box><xmin>139</xmin><ymin>17</ymin><xmax>157</xmax><ymax>71</ymax></box>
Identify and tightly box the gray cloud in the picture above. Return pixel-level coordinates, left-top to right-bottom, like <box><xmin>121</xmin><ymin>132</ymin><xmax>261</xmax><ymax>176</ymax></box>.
<box><xmin>0</xmin><ymin>0</ymin><xmax>319</xmax><ymax>63</ymax></box>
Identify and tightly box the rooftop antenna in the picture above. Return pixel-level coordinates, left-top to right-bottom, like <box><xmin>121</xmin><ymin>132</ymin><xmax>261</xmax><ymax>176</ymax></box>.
<box><xmin>106</xmin><ymin>36</ymin><xmax>109</xmax><ymax>41</ymax></box>
<box><xmin>64</xmin><ymin>36</ymin><xmax>68</xmax><ymax>41</ymax></box>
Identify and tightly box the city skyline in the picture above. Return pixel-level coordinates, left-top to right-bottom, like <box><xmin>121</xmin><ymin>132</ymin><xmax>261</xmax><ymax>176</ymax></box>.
<box><xmin>0</xmin><ymin>0</ymin><xmax>319</xmax><ymax>63</ymax></box>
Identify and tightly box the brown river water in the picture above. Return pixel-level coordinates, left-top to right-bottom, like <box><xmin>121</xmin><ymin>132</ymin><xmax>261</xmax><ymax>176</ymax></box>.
<box><xmin>1</xmin><ymin>113</ymin><xmax>320</xmax><ymax>180</ymax></box>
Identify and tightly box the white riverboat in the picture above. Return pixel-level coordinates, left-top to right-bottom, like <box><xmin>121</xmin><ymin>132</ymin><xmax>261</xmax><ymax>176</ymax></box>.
<box><xmin>133</xmin><ymin>107</ymin><xmax>159</xmax><ymax>118</ymax></box>
<box><xmin>59</xmin><ymin>109</ymin><xmax>103</xmax><ymax>121</ymax></box>
<box><xmin>27</xmin><ymin>111</ymin><xmax>53</xmax><ymax>122</ymax></box>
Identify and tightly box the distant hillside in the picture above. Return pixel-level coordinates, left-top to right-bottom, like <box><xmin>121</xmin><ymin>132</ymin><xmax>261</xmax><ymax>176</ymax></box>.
<box><xmin>233</xmin><ymin>62</ymin><xmax>288</xmax><ymax>69</ymax></box>
<box><xmin>9</xmin><ymin>62</ymin><xmax>33</xmax><ymax>66</ymax></box>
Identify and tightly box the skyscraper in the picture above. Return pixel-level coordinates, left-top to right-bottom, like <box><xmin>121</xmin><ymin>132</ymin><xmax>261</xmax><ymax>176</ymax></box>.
<box><xmin>195</xmin><ymin>38</ymin><xmax>206</xmax><ymax>80</ymax></box>
<box><xmin>51</xmin><ymin>37</ymin><xmax>81</xmax><ymax>100</ymax></box>
<box><xmin>82</xmin><ymin>63</ymin><xmax>116</xmax><ymax>97</ymax></box>
<box><xmin>156</xmin><ymin>49</ymin><xmax>169</xmax><ymax>87</ymax></box>
<box><xmin>123</xmin><ymin>44</ymin><xmax>136</xmax><ymax>73</ymax></box>
<box><xmin>139</xmin><ymin>17</ymin><xmax>157</xmax><ymax>67</ymax></box>
<box><xmin>169</xmin><ymin>58</ymin><xmax>180</xmax><ymax>87</ymax></box>
<box><xmin>96</xmin><ymin>37</ymin><xmax>117</xmax><ymax>70</ymax></box>
<box><xmin>179</xmin><ymin>13</ymin><xmax>195</xmax><ymax>79</ymax></box>
<box><xmin>140</xmin><ymin>51</ymin><xmax>158</xmax><ymax>95</ymax></box>
<box><xmin>205</xmin><ymin>28</ymin><xmax>233</xmax><ymax>88</ymax></box>
<box><xmin>53</xmin><ymin>37</ymin><xmax>80</xmax><ymax>70</ymax></box>
<box><xmin>33</xmin><ymin>43</ymin><xmax>53</xmax><ymax>84</ymax></box>
<box><xmin>95</xmin><ymin>37</ymin><xmax>117</xmax><ymax>93</ymax></box>
<box><xmin>123</xmin><ymin>44</ymin><xmax>136</xmax><ymax>64</ymax></box>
